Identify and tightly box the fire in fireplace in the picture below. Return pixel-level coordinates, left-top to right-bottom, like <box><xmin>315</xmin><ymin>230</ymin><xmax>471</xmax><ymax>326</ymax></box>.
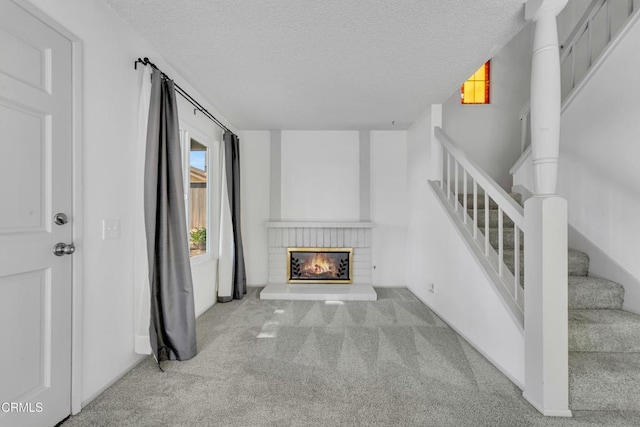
<box><xmin>287</xmin><ymin>247</ymin><xmax>353</xmax><ymax>284</ymax></box>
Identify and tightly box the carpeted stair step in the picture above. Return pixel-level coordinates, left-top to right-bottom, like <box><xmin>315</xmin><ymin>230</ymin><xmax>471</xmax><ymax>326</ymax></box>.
<box><xmin>569</xmin><ymin>309</ymin><xmax>640</xmax><ymax>352</ymax></box>
<box><xmin>568</xmin><ymin>249</ymin><xmax>589</xmax><ymax>277</ymax></box>
<box><xmin>468</xmin><ymin>208</ymin><xmax>515</xmax><ymax>228</ymax></box>
<box><xmin>499</xmin><ymin>248</ymin><xmax>589</xmax><ymax>278</ymax></box>
<box><xmin>569</xmin><ymin>352</ymin><xmax>640</xmax><ymax>410</ymax></box>
<box><xmin>502</xmin><ymin>249</ymin><xmax>524</xmax><ymax>277</ymax></box>
<box><xmin>458</xmin><ymin>192</ymin><xmax>522</xmax><ymax>210</ymax></box>
<box><xmin>488</xmin><ymin>227</ymin><xmax>523</xmax><ymax>250</ymax></box>
<box><xmin>568</xmin><ymin>276</ymin><xmax>624</xmax><ymax>309</ymax></box>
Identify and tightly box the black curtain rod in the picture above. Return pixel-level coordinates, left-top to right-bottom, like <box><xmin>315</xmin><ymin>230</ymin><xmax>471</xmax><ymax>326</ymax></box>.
<box><xmin>135</xmin><ymin>57</ymin><xmax>232</xmax><ymax>135</ymax></box>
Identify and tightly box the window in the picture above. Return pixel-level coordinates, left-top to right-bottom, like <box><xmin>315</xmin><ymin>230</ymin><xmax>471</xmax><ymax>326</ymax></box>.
<box><xmin>187</xmin><ymin>136</ymin><xmax>208</xmax><ymax>257</ymax></box>
<box><xmin>461</xmin><ymin>61</ymin><xmax>490</xmax><ymax>104</ymax></box>
<box><xmin>180</xmin><ymin>125</ymin><xmax>220</xmax><ymax>262</ymax></box>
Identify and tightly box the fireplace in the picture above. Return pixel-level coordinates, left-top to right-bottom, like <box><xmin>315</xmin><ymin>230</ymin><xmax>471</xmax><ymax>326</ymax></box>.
<box><xmin>287</xmin><ymin>247</ymin><xmax>353</xmax><ymax>284</ymax></box>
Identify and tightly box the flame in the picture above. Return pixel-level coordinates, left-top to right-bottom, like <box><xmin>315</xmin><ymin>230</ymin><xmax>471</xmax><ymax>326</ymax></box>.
<box><xmin>300</xmin><ymin>252</ymin><xmax>337</xmax><ymax>277</ymax></box>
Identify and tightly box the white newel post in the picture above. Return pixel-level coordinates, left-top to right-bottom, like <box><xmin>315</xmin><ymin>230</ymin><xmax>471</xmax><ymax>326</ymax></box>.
<box><xmin>523</xmin><ymin>0</ymin><xmax>571</xmax><ymax>417</ymax></box>
<box><xmin>528</xmin><ymin>0</ymin><xmax>565</xmax><ymax>195</ymax></box>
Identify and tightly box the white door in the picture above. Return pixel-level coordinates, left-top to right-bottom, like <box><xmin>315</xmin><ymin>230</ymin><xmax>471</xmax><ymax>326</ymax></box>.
<box><xmin>0</xmin><ymin>1</ymin><xmax>73</xmax><ymax>426</ymax></box>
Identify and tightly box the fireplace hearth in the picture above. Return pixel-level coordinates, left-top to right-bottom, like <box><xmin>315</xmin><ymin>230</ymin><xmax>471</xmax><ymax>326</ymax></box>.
<box><xmin>287</xmin><ymin>247</ymin><xmax>352</xmax><ymax>284</ymax></box>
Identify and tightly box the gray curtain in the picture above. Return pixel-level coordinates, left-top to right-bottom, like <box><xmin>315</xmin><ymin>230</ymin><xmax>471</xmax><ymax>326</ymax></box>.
<box><xmin>144</xmin><ymin>69</ymin><xmax>197</xmax><ymax>362</ymax></box>
<box><xmin>224</xmin><ymin>131</ymin><xmax>247</xmax><ymax>300</ymax></box>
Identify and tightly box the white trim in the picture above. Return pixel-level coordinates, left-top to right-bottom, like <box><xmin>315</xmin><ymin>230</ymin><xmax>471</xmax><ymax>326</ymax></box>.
<box><xmin>10</xmin><ymin>0</ymin><xmax>86</xmax><ymax>415</ymax></box>
<box><xmin>134</xmin><ymin>336</ymin><xmax>151</xmax><ymax>355</ymax></box>
<box><xmin>509</xmin><ymin>145</ymin><xmax>532</xmax><ymax>176</ymax></box>
<box><xmin>409</xmin><ymin>288</ymin><xmax>525</xmax><ymax>391</ymax></box>
<box><xmin>195</xmin><ymin>300</ymin><xmax>216</xmax><ymax>318</ymax></box>
<box><xmin>269</xmin><ymin>130</ymin><xmax>282</xmax><ymax>221</ymax></box>
<box><xmin>70</xmin><ymin>36</ymin><xmax>84</xmax><ymax>417</ymax></box>
<box><xmin>518</xmin><ymin>101</ymin><xmax>531</xmax><ymax>121</ymax></box>
<box><xmin>80</xmin><ymin>355</ymin><xmax>146</xmax><ymax>409</ymax></box>
<box><xmin>358</xmin><ymin>130</ymin><xmax>371</xmax><ymax>221</ymax></box>
<box><xmin>180</xmin><ymin>122</ymin><xmax>219</xmax><ymax>260</ymax></box>
<box><xmin>522</xmin><ymin>392</ymin><xmax>573</xmax><ymax>417</ymax></box>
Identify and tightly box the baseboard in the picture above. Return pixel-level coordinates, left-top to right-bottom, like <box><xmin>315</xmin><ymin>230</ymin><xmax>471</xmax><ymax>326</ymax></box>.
<box><xmin>407</xmin><ymin>287</ymin><xmax>525</xmax><ymax>391</ymax></box>
<box><xmin>522</xmin><ymin>392</ymin><xmax>572</xmax><ymax>417</ymax></box>
<box><xmin>80</xmin><ymin>354</ymin><xmax>147</xmax><ymax>409</ymax></box>
<box><xmin>134</xmin><ymin>335</ymin><xmax>151</xmax><ymax>355</ymax></box>
<box><xmin>195</xmin><ymin>300</ymin><xmax>216</xmax><ymax>318</ymax></box>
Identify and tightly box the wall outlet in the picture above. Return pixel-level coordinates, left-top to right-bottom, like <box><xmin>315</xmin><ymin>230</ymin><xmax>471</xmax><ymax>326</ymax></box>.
<box><xmin>428</xmin><ymin>283</ymin><xmax>435</xmax><ymax>294</ymax></box>
<box><xmin>102</xmin><ymin>219</ymin><xmax>121</xmax><ymax>240</ymax></box>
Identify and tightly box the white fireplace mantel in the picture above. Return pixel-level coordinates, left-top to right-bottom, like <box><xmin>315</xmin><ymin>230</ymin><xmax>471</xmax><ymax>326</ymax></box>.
<box><xmin>266</xmin><ymin>221</ymin><xmax>374</xmax><ymax>228</ymax></box>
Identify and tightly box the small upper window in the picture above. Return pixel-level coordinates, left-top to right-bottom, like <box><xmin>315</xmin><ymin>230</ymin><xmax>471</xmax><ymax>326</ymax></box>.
<box><xmin>461</xmin><ymin>61</ymin><xmax>490</xmax><ymax>104</ymax></box>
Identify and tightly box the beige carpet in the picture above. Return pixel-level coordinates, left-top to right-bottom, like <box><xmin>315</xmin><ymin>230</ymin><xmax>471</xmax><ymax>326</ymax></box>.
<box><xmin>63</xmin><ymin>287</ymin><xmax>640</xmax><ymax>426</ymax></box>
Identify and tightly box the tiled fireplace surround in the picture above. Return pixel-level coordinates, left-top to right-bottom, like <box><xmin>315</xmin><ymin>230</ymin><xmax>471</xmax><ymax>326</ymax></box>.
<box><xmin>260</xmin><ymin>222</ymin><xmax>377</xmax><ymax>301</ymax></box>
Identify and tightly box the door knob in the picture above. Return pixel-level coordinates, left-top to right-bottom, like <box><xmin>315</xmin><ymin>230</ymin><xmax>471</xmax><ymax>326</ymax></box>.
<box><xmin>53</xmin><ymin>242</ymin><xmax>75</xmax><ymax>256</ymax></box>
<box><xmin>54</xmin><ymin>213</ymin><xmax>68</xmax><ymax>225</ymax></box>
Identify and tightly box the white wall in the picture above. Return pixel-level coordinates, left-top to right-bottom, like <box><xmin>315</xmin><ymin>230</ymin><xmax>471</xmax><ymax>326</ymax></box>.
<box><xmin>26</xmin><ymin>0</ymin><xmax>236</xmax><ymax>406</ymax></box>
<box><xmin>442</xmin><ymin>25</ymin><xmax>533</xmax><ymax>190</ymax></box>
<box><xmin>281</xmin><ymin>131</ymin><xmax>360</xmax><ymax>221</ymax></box>
<box><xmin>406</xmin><ymin>106</ymin><xmax>524</xmax><ymax>386</ymax></box>
<box><xmin>240</xmin><ymin>130</ymin><xmax>271</xmax><ymax>286</ymax></box>
<box><xmin>370</xmin><ymin>131</ymin><xmax>408</xmax><ymax>287</ymax></box>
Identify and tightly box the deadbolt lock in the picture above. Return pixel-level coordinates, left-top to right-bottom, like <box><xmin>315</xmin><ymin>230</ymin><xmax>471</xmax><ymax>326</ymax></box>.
<box><xmin>54</xmin><ymin>213</ymin><xmax>69</xmax><ymax>225</ymax></box>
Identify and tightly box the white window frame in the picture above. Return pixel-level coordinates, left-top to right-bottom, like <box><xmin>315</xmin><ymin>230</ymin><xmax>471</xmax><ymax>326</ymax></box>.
<box><xmin>180</xmin><ymin>125</ymin><xmax>218</xmax><ymax>264</ymax></box>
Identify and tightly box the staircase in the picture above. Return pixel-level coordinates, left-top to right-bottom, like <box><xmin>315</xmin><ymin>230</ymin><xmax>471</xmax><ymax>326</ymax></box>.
<box><xmin>462</xmin><ymin>191</ymin><xmax>640</xmax><ymax>411</ymax></box>
<box><xmin>568</xmin><ymin>257</ymin><xmax>640</xmax><ymax>410</ymax></box>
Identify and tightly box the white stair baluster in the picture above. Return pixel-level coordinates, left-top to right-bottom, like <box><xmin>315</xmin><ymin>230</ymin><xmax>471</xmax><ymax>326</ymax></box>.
<box><xmin>473</xmin><ymin>180</ymin><xmax>478</xmax><ymax>238</ymax></box>
<box><xmin>454</xmin><ymin>160</ymin><xmax>459</xmax><ymax>212</ymax></box>
<box><xmin>515</xmin><ymin>224</ymin><xmax>521</xmax><ymax>299</ymax></box>
<box><xmin>498</xmin><ymin>207</ymin><xmax>504</xmax><ymax>277</ymax></box>
<box><xmin>463</xmin><ymin>170</ymin><xmax>468</xmax><ymax>224</ymax></box>
<box><xmin>440</xmin><ymin>148</ymin><xmax>445</xmax><ymax>190</ymax></box>
<box><xmin>447</xmin><ymin>151</ymin><xmax>451</xmax><ymax>200</ymax></box>
<box><xmin>484</xmin><ymin>192</ymin><xmax>490</xmax><ymax>256</ymax></box>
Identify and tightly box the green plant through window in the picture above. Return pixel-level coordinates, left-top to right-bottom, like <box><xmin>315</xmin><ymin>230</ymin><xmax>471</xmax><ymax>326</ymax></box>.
<box><xmin>190</xmin><ymin>226</ymin><xmax>206</xmax><ymax>249</ymax></box>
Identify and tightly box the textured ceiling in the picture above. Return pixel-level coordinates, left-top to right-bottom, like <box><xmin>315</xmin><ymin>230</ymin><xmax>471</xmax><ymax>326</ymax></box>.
<box><xmin>105</xmin><ymin>0</ymin><xmax>527</xmax><ymax>130</ymax></box>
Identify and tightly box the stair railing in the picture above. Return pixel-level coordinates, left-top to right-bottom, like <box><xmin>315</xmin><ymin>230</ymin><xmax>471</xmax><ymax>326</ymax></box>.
<box><xmin>519</xmin><ymin>0</ymin><xmax>639</xmax><ymax>153</ymax></box>
<box><xmin>433</xmin><ymin>127</ymin><xmax>524</xmax><ymax>326</ymax></box>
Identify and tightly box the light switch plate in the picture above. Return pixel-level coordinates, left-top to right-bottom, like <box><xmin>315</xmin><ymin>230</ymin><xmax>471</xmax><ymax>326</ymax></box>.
<box><xmin>102</xmin><ymin>219</ymin><xmax>121</xmax><ymax>240</ymax></box>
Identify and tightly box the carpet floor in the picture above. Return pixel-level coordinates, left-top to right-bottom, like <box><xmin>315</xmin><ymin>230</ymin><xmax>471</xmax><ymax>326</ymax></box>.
<box><xmin>62</xmin><ymin>287</ymin><xmax>640</xmax><ymax>426</ymax></box>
